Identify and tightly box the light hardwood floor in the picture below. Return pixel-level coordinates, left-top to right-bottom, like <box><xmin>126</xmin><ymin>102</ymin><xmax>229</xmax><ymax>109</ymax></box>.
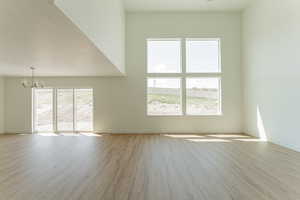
<box><xmin>0</xmin><ymin>134</ymin><xmax>300</xmax><ymax>200</ymax></box>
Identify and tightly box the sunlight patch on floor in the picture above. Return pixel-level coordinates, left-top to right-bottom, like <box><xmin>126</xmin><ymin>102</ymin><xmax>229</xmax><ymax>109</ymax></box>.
<box><xmin>164</xmin><ymin>134</ymin><xmax>206</xmax><ymax>138</ymax></box>
<box><xmin>208</xmin><ymin>134</ymin><xmax>250</xmax><ymax>138</ymax></box>
<box><xmin>234</xmin><ymin>138</ymin><xmax>267</xmax><ymax>142</ymax></box>
<box><xmin>163</xmin><ymin>134</ymin><xmax>264</xmax><ymax>143</ymax></box>
<box><xmin>31</xmin><ymin>133</ymin><xmax>265</xmax><ymax>142</ymax></box>
<box><xmin>80</xmin><ymin>133</ymin><xmax>102</xmax><ymax>137</ymax></box>
<box><xmin>187</xmin><ymin>138</ymin><xmax>231</xmax><ymax>143</ymax></box>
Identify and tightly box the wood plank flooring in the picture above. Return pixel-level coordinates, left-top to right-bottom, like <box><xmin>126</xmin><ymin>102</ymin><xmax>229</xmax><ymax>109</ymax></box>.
<box><xmin>0</xmin><ymin>134</ymin><xmax>300</xmax><ymax>200</ymax></box>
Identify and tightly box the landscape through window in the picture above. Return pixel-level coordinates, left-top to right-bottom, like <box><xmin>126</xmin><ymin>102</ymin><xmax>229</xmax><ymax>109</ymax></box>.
<box><xmin>147</xmin><ymin>38</ymin><xmax>222</xmax><ymax>116</ymax></box>
<box><xmin>147</xmin><ymin>78</ymin><xmax>182</xmax><ymax>116</ymax></box>
<box><xmin>33</xmin><ymin>88</ymin><xmax>93</xmax><ymax>133</ymax></box>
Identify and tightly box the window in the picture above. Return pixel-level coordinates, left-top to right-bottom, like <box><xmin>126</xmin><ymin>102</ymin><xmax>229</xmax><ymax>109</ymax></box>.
<box><xmin>147</xmin><ymin>38</ymin><xmax>222</xmax><ymax>116</ymax></box>
<box><xmin>33</xmin><ymin>88</ymin><xmax>94</xmax><ymax>133</ymax></box>
<box><xmin>147</xmin><ymin>39</ymin><xmax>181</xmax><ymax>73</ymax></box>
<box><xmin>186</xmin><ymin>39</ymin><xmax>221</xmax><ymax>73</ymax></box>
<box><xmin>186</xmin><ymin>78</ymin><xmax>221</xmax><ymax>115</ymax></box>
<box><xmin>147</xmin><ymin>78</ymin><xmax>182</xmax><ymax>116</ymax></box>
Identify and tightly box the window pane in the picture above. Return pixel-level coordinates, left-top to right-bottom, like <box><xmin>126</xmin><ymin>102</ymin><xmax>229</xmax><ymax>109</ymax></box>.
<box><xmin>147</xmin><ymin>40</ymin><xmax>181</xmax><ymax>73</ymax></box>
<box><xmin>147</xmin><ymin>78</ymin><xmax>182</xmax><ymax>115</ymax></box>
<box><xmin>34</xmin><ymin>89</ymin><xmax>53</xmax><ymax>132</ymax></box>
<box><xmin>186</xmin><ymin>78</ymin><xmax>221</xmax><ymax>115</ymax></box>
<box><xmin>186</xmin><ymin>39</ymin><xmax>220</xmax><ymax>73</ymax></box>
<box><xmin>75</xmin><ymin>89</ymin><xmax>93</xmax><ymax>131</ymax></box>
<box><xmin>57</xmin><ymin>89</ymin><xmax>74</xmax><ymax>131</ymax></box>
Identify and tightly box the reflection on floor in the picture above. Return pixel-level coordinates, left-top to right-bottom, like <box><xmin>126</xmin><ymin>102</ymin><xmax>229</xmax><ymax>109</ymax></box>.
<box><xmin>165</xmin><ymin>134</ymin><xmax>264</xmax><ymax>142</ymax></box>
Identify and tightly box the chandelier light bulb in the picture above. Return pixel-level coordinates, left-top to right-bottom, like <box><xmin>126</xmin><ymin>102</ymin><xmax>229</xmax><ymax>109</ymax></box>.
<box><xmin>21</xmin><ymin>67</ymin><xmax>45</xmax><ymax>89</ymax></box>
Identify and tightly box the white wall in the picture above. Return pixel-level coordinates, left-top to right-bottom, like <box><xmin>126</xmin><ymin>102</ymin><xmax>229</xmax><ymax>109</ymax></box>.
<box><xmin>55</xmin><ymin>0</ymin><xmax>125</xmax><ymax>74</ymax></box>
<box><xmin>0</xmin><ymin>77</ymin><xmax>4</xmax><ymax>133</ymax></box>
<box><xmin>243</xmin><ymin>0</ymin><xmax>300</xmax><ymax>151</ymax></box>
<box><xmin>4</xmin><ymin>12</ymin><xmax>242</xmax><ymax>134</ymax></box>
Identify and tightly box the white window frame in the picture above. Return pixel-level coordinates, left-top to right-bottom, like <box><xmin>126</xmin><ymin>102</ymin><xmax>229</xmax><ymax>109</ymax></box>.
<box><xmin>32</xmin><ymin>88</ymin><xmax>94</xmax><ymax>133</ymax></box>
<box><xmin>146</xmin><ymin>38</ymin><xmax>223</xmax><ymax>116</ymax></box>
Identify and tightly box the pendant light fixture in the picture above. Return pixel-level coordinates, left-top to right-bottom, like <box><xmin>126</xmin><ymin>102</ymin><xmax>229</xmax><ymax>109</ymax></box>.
<box><xmin>21</xmin><ymin>67</ymin><xmax>45</xmax><ymax>88</ymax></box>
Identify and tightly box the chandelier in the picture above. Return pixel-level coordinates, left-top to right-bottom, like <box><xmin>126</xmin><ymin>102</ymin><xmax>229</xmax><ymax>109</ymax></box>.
<box><xmin>22</xmin><ymin>67</ymin><xmax>45</xmax><ymax>88</ymax></box>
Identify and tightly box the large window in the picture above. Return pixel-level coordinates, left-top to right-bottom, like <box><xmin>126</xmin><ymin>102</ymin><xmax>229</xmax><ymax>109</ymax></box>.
<box><xmin>147</xmin><ymin>38</ymin><xmax>222</xmax><ymax>116</ymax></box>
<box><xmin>33</xmin><ymin>88</ymin><xmax>93</xmax><ymax>133</ymax></box>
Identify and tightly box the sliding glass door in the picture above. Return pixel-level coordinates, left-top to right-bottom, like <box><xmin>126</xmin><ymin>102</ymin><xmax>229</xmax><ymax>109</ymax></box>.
<box><xmin>33</xmin><ymin>88</ymin><xmax>93</xmax><ymax>133</ymax></box>
<box><xmin>33</xmin><ymin>89</ymin><xmax>54</xmax><ymax>132</ymax></box>
<box><xmin>75</xmin><ymin>89</ymin><xmax>93</xmax><ymax>131</ymax></box>
<box><xmin>57</xmin><ymin>89</ymin><xmax>74</xmax><ymax>132</ymax></box>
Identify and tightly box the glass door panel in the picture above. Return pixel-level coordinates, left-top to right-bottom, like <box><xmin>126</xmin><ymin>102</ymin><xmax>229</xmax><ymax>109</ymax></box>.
<box><xmin>57</xmin><ymin>89</ymin><xmax>74</xmax><ymax>131</ymax></box>
<box><xmin>75</xmin><ymin>89</ymin><xmax>93</xmax><ymax>131</ymax></box>
<box><xmin>34</xmin><ymin>89</ymin><xmax>54</xmax><ymax>132</ymax></box>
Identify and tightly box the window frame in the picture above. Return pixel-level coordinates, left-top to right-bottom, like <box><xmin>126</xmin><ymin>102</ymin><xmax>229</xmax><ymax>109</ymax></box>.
<box><xmin>32</xmin><ymin>87</ymin><xmax>94</xmax><ymax>133</ymax></box>
<box><xmin>146</xmin><ymin>38</ymin><xmax>223</xmax><ymax>117</ymax></box>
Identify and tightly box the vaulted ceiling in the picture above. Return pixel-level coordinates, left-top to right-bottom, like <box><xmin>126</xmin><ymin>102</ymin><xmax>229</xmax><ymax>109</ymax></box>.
<box><xmin>124</xmin><ymin>0</ymin><xmax>252</xmax><ymax>12</ymax></box>
<box><xmin>0</xmin><ymin>0</ymin><xmax>251</xmax><ymax>77</ymax></box>
<box><xmin>0</xmin><ymin>0</ymin><xmax>124</xmax><ymax>77</ymax></box>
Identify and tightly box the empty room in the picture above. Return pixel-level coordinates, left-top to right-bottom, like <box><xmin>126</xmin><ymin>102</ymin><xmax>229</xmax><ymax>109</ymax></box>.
<box><xmin>0</xmin><ymin>0</ymin><xmax>300</xmax><ymax>199</ymax></box>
